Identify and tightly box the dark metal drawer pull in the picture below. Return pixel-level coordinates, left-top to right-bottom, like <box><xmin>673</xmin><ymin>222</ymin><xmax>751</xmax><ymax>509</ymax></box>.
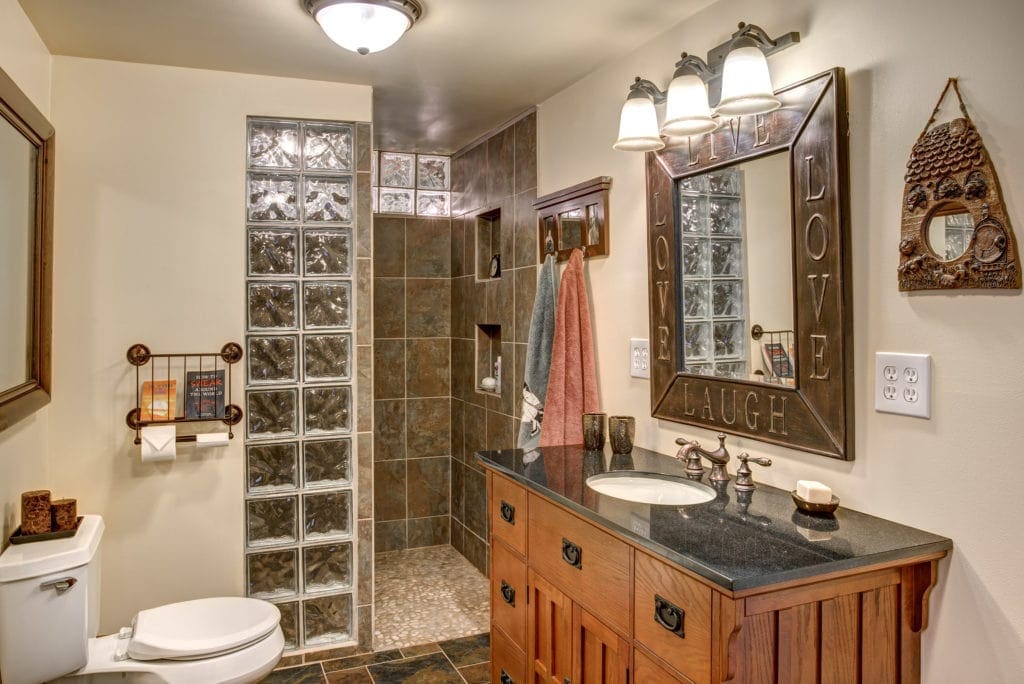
<box><xmin>500</xmin><ymin>669</ymin><xmax>513</xmax><ymax>684</ymax></box>
<box><xmin>561</xmin><ymin>538</ymin><xmax>582</xmax><ymax>569</ymax></box>
<box><xmin>500</xmin><ymin>500</ymin><xmax>515</xmax><ymax>524</ymax></box>
<box><xmin>500</xmin><ymin>580</ymin><xmax>516</xmax><ymax>606</ymax></box>
<box><xmin>654</xmin><ymin>594</ymin><xmax>686</xmax><ymax>638</ymax></box>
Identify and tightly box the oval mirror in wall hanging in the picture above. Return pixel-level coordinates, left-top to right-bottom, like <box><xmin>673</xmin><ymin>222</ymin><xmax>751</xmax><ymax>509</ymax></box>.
<box><xmin>899</xmin><ymin>78</ymin><xmax>1021</xmax><ymax>291</ymax></box>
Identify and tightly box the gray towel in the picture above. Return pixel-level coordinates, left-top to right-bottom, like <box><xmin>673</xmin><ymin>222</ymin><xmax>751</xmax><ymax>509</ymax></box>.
<box><xmin>517</xmin><ymin>255</ymin><xmax>559</xmax><ymax>454</ymax></box>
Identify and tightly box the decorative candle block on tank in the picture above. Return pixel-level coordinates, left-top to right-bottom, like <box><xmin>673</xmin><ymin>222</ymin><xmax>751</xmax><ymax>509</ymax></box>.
<box><xmin>21</xmin><ymin>490</ymin><xmax>51</xmax><ymax>535</ymax></box>
<box><xmin>51</xmin><ymin>499</ymin><xmax>77</xmax><ymax>531</ymax></box>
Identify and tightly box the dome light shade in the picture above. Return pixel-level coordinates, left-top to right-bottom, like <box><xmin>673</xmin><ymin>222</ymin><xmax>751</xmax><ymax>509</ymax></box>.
<box><xmin>613</xmin><ymin>95</ymin><xmax>664</xmax><ymax>152</ymax></box>
<box><xmin>716</xmin><ymin>45</ymin><xmax>781</xmax><ymax>117</ymax></box>
<box><xmin>306</xmin><ymin>0</ymin><xmax>422</xmax><ymax>55</ymax></box>
<box><xmin>661</xmin><ymin>73</ymin><xmax>718</xmax><ymax>137</ymax></box>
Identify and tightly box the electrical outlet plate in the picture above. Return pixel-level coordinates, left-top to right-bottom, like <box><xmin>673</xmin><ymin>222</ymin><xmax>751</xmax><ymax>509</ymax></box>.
<box><xmin>875</xmin><ymin>352</ymin><xmax>931</xmax><ymax>418</ymax></box>
<box><xmin>630</xmin><ymin>338</ymin><xmax>650</xmax><ymax>379</ymax></box>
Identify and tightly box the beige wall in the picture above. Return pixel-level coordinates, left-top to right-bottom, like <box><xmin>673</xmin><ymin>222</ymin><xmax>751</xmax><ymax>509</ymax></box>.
<box><xmin>0</xmin><ymin>0</ymin><xmax>52</xmax><ymax>548</ymax></box>
<box><xmin>43</xmin><ymin>56</ymin><xmax>369</xmax><ymax>632</ymax></box>
<box><xmin>537</xmin><ymin>0</ymin><xmax>1024</xmax><ymax>679</ymax></box>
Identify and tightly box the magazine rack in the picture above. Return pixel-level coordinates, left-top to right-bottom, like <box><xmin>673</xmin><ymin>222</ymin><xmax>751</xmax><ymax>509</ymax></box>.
<box><xmin>750</xmin><ymin>324</ymin><xmax>795</xmax><ymax>385</ymax></box>
<box><xmin>125</xmin><ymin>342</ymin><xmax>244</xmax><ymax>445</ymax></box>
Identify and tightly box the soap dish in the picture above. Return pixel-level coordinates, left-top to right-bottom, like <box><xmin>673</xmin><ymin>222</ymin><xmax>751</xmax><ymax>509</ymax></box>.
<box><xmin>791</xmin><ymin>491</ymin><xmax>840</xmax><ymax>515</ymax></box>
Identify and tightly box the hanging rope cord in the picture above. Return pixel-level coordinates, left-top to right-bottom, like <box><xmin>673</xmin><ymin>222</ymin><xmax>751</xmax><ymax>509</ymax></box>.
<box><xmin>919</xmin><ymin>77</ymin><xmax>972</xmax><ymax>140</ymax></box>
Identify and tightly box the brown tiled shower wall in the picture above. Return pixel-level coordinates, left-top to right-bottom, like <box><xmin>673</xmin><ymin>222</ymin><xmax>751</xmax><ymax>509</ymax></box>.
<box><xmin>371</xmin><ymin>113</ymin><xmax>538</xmax><ymax>575</ymax></box>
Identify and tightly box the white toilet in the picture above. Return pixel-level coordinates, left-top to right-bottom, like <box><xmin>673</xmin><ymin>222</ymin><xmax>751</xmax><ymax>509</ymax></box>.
<box><xmin>0</xmin><ymin>516</ymin><xmax>284</xmax><ymax>684</ymax></box>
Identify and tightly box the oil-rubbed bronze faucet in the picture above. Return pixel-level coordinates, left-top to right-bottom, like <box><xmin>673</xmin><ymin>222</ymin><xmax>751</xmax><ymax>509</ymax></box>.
<box><xmin>674</xmin><ymin>433</ymin><xmax>732</xmax><ymax>483</ymax></box>
<box><xmin>734</xmin><ymin>452</ymin><xmax>772</xmax><ymax>492</ymax></box>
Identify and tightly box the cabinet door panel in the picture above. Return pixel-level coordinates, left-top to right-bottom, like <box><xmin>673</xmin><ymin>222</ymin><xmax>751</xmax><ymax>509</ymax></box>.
<box><xmin>573</xmin><ymin>606</ymin><xmax>630</xmax><ymax>684</ymax></box>
<box><xmin>528</xmin><ymin>570</ymin><xmax>572</xmax><ymax>684</ymax></box>
<box><xmin>492</xmin><ymin>538</ymin><xmax>528</xmax><ymax>649</ymax></box>
<box><xmin>491</xmin><ymin>472</ymin><xmax>529</xmax><ymax>555</ymax></box>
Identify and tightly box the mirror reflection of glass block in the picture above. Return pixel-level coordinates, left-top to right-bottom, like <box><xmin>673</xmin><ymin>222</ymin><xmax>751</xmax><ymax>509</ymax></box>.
<box><xmin>304</xmin><ymin>334</ymin><xmax>351</xmax><ymax>382</ymax></box>
<box><xmin>303</xmin><ymin>542</ymin><xmax>353</xmax><ymax>594</ymax></box>
<box><xmin>247</xmin><ymin>389</ymin><xmax>298</xmax><ymax>439</ymax></box>
<box><xmin>248</xmin><ymin>174</ymin><xmax>299</xmax><ymax>222</ymax></box>
<box><xmin>248</xmin><ymin>120</ymin><xmax>299</xmax><ymax>169</ymax></box>
<box><xmin>277</xmin><ymin>601</ymin><xmax>298</xmax><ymax>650</ymax></box>
<box><xmin>709</xmin><ymin>198</ymin><xmax>741</xmax><ymax>235</ymax></box>
<box><xmin>712</xmin><ymin>280</ymin><xmax>743</xmax><ymax>317</ymax></box>
<box><xmin>303</xmin><ymin>593</ymin><xmax>352</xmax><ymax>646</ymax></box>
<box><xmin>371</xmin><ymin>151</ymin><xmax>378</xmax><ymax>184</ymax></box>
<box><xmin>303</xmin><ymin>438</ymin><xmax>352</xmax><ymax>488</ymax></box>
<box><xmin>371</xmin><ymin>186</ymin><xmax>378</xmax><ymax>213</ymax></box>
<box><xmin>682</xmin><ymin>238</ymin><xmax>709</xmax><ymax>277</ymax></box>
<box><xmin>711</xmin><ymin>240</ymin><xmax>743</xmax><ymax>277</ymax></box>
<box><xmin>302</xmin><ymin>123</ymin><xmax>353</xmax><ymax>171</ymax></box>
<box><xmin>685</xmin><ymin>362</ymin><xmax>713</xmax><ymax>376</ymax></box>
<box><xmin>684</xmin><ymin>322</ymin><xmax>711</xmax><ymax>362</ymax></box>
<box><xmin>248</xmin><ymin>282</ymin><xmax>298</xmax><ymax>330</ymax></box>
<box><xmin>380</xmin><ymin>152</ymin><xmax>415</xmax><ymax>188</ymax></box>
<box><xmin>303</xmin><ymin>230</ymin><xmax>352</xmax><ymax>276</ymax></box>
<box><xmin>248</xmin><ymin>229</ymin><xmax>297</xmax><ymax>276</ymax></box>
<box><xmin>679</xmin><ymin>195</ymin><xmax>707</xmax><ymax>234</ymax></box>
<box><xmin>246</xmin><ymin>496</ymin><xmax>298</xmax><ymax>547</ymax></box>
<box><xmin>247</xmin><ymin>549</ymin><xmax>297</xmax><ymax>599</ymax></box>
<box><xmin>303</xmin><ymin>386</ymin><xmax>352</xmax><ymax>434</ymax></box>
<box><xmin>677</xmin><ymin>175</ymin><xmax>707</xmax><ymax>194</ymax></box>
<box><xmin>379</xmin><ymin>188</ymin><xmax>414</xmax><ymax>215</ymax></box>
<box><xmin>247</xmin><ymin>442</ymin><xmax>298</xmax><ymax>493</ymax></box>
<box><xmin>416</xmin><ymin>191</ymin><xmax>450</xmax><ymax>216</ymax></box>
<box><xmin>303</xmin><ymin>281</ymin><xmax>351</xmax><ymax>329</ymax></box>
<box><xmin>713</xmin><ymin>322</ymin><xmax>744</xmax><ymax>359</ymax></box>
<box><xmin>247</xmin><ymin>335</ymin><xmax>298</xmax><ymax>384</ymax></box>
<box><xmin>303</xmin><ymin>176</ymin><xmax>353</xmax><ymax>223</ymax></box>
<box><xmin>683</xmin><ymin>282</ymin><xmax>709</xmax><ymax>318</ymax></box>
<box><xmin>707</xmin><ymin>169</ymin><xmax>741</xmax><ymax>195</ymax></box>
<box><xmin>715</xmin><ymin>362</ymin><xmax>747</xmax><ymax>379</ymax></box>
<box><xmin>304</xmin><ymin>490</ymin><xmax>352</xmax><ymax>540</ymax></box>
<box><xmin>417</xmin><ymin>155</ymin><xmax>450</xmax><ymax>190</ymax></box>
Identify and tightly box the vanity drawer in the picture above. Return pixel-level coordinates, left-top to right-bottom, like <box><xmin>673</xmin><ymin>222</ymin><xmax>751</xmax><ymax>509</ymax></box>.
<box><xmin>491</xmin><ymin>624</ymin><xmax>527</xmax><ymax>684</ymax></box>
<box><xmin>490</xmin><ymin>473</ymin><xmax>528</xmax><ymax>556</ymax></box>
<box><xmin>634</xmin><ymin>551</ymin><xmax>712</xmax><ymax>684</ymax></box>
<box><xmin>634</xmin><ymin>647</ymin><xmax>696</xmax><ymax>684</ymax></box>
<box><xmin>527</xmin><ymin>494</ymin><xmax>630</xmax><ymax>635</ymax></box>
<box><xmin>491</xmin><ymin>538</ymin><xmax>527</xmax><ymax>649</ymax></box>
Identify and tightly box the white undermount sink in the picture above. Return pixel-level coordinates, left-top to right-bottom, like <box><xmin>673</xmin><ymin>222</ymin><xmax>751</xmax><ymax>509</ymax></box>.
<box><xmin>586</xmin><ymin>471</ymin><xmax>716</xmax><ymax>506</ymax></box>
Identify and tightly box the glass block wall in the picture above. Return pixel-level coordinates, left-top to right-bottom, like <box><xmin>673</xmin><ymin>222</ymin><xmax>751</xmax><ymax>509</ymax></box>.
<box><xmin>371</xmin><ymin>151</ymin><xmax>452</xmax><ymax>216</ymax></box>
<box><xmin>244</xmin><ymin>118</ymin><xmax>373</xmax><ymax>652</ymax></box>
<box><xmin>678</xmin><ymin>167</ymin><xmax>749</xmax><ymax>379</ymax></box>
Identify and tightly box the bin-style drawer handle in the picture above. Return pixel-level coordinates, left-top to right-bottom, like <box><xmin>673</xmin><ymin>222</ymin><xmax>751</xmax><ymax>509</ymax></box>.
<box><xmin>500</xmin><ymin>580</ymin><xmax>516</xmax><ymax>606</ymax></box>
<box><xmin>654</xmin><ymin>594</ymin><xmax>686</xmax><ymax>638</ymax></box>
<box><xmin>500</xmin><ymin>669</ymin><xmax>513</xmax><ymax>684</ymax></box>
<box><xmin>499</xmin><ymin>500</ymin><xmax>515</xmax><ymax>524</ymax></box>
<box><xmin>561</xmin><ymin>538</ymin><xmax>582</xmax><ymax>569</ymax></box>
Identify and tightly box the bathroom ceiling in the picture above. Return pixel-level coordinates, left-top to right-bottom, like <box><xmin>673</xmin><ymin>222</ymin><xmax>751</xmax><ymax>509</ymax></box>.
<box><xmin>18</xmin><ymin>0</ymin><xmax>713</xmax><ymax>153</ymax></box>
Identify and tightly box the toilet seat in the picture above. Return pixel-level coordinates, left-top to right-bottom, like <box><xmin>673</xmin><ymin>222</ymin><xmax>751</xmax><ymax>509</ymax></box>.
<box><xmin>128</xmin><ymin>597</ymin><xmax>280</xmax><ymax>661</ymax></box>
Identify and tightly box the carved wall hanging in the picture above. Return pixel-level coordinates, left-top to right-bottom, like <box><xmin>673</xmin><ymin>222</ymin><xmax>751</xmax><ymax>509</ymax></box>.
<box><xmin>899</xmin><ymin>78</ymin><xmax>1021</xmax><ymax>291</ymax></box>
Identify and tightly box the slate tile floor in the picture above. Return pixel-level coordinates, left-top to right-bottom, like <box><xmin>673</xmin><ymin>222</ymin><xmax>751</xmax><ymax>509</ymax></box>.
<box><xmin>262</xmin><ymin>633</ymin><xmax>490</xmax><ymax>683</ymax></box>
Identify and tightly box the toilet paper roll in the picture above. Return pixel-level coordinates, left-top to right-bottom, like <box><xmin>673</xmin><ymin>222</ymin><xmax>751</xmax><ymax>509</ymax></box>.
<box><xmin>196</xmin><ymin>432</ymin><xmax>230</xmax><ymax>448</ymax></box>
<box><xmin>140</xmin><ymin>425</ymin><xmax>176</xmax><ymax>461</ymax></box>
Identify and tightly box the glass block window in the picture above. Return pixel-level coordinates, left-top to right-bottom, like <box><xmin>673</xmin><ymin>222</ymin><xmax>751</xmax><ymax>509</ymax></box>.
<box><xmin>245</xmin><ymin>118</ymin><xmax>359</xmax><ymax>651</ymax></box>
<box><xmin>371</xmin><ymin>150</ymin><xmax>451</xmax><ymax>216</ymax></box>
<box><xmin>678</xmin><ymin>168</ymin><xmax>749</xmax><ymax>379</ymax></box>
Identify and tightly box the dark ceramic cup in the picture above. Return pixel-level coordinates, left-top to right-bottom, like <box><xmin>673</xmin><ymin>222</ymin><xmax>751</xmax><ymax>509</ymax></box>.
<box><xmin>608</xmin><ymin>416</ymin><xmax>635</xmax><ymax>455</ymax></box>
<box><xmin>582</xmin><ymin>412</ymin><xmax>606</xmax><ymax>450</ymax></box>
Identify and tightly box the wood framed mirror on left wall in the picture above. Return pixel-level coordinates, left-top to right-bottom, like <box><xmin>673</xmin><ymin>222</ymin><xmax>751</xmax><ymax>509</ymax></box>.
<box><xmin>0</xmin><ymin>65</ymin><xmax>54</xmax><ymax>433</ymax></box>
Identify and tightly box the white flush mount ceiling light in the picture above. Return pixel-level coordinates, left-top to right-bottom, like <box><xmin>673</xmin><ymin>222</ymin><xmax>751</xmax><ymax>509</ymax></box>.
<box><xmin>304</xmin><ymin>0</ymin><xmax>423</xmax><ymax>55</ymax></box>
<box><xmin>613</xmin><ymin>22</ymin><xmax>799</xmax><ymax>152</ymax></box>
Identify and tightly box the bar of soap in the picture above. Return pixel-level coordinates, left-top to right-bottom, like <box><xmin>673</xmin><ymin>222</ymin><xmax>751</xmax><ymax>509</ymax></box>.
<box><xmin>797</xmin><ymin>480</ymin><xmax>832</xmax><ymax>504</ymax></box>
<box><xmin>21</xmin><ymin>490</ymin><xmax>52</xmax><ymax>535</ymax></box>
<box><xmin>51</xmin><ymin>499</ymin><xmax>78</xmax><ymax>531</ymax></box>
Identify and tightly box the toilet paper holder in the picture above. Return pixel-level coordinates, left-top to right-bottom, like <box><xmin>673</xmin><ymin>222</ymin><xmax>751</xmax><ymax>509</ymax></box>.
<box><xmin>125</xmin><ymin>342</ymin><xmax>244</xmax><ymax>445</ymax></box>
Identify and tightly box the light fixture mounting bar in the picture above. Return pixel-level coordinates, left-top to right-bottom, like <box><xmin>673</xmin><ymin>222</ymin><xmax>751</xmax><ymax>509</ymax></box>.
<box><xmin>704</xmin><ymin>22</ymin><xmax>799</xmax><ymax>80</ymax></box>
<box><xmin>627</xmin><ymin>77</ymin><xmax>667</xmax><ymax>105</ymax></box>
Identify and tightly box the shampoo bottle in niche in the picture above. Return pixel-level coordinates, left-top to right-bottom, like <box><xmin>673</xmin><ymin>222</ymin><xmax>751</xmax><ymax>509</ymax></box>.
<box><xmin>494</xmin><ymin>355</ymin><xmax>502</xmax><ymax>394</ymax></box>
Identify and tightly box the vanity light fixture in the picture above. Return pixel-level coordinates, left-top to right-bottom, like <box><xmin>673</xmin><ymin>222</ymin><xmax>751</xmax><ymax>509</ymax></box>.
<box><xmin>613</xmin><ymin>22</ymin><xmax>799</xmax><ymax>151</ymax></box>
<box><xmin>304</xmin><ymin>0</ymin><xmax>423</xmax><ymax>55</ymax></box>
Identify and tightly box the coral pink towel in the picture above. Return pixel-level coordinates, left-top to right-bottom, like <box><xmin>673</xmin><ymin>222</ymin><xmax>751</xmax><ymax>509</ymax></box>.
<box><xmin>540</xmin><ymin>249</ymin><xmax>599</xmax><ymax>447</ymax></box>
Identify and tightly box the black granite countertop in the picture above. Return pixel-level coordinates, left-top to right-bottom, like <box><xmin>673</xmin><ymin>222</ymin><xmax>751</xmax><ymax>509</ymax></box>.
<box><xmin>475</xmin><ymin>445</ymin><xmax>952</xmax><ymax>593</ymax></box>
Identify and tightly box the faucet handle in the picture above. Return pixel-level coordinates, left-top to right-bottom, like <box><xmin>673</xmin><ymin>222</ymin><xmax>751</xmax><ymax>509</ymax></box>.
<box><xmin>734</xmin><ymin>452</ymin><xmax>772</xmax><ymax>492</ymax></box>
<box><xmin>674</xmin><ymin>437</ymin><xmax>705</xmax><ymax>481</ymax></box>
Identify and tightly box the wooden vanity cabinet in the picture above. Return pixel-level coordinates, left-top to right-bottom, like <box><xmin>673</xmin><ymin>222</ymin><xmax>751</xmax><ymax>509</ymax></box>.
<box><xmin>485</xmin><ymin>470</ymin><xmax>943</xmax><ymax>684</ymax></box>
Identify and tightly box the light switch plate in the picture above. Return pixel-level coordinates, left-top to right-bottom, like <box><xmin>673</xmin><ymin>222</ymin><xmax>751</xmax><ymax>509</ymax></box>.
<box><xmin>630</xmin><ymin>338</ymin><xmax>650</xmax><ymax>379</ymax></box>
<box><xmin>875</xmin><ymin>352</ymin><xmax>931</xmax><ymax>418</ymax></box>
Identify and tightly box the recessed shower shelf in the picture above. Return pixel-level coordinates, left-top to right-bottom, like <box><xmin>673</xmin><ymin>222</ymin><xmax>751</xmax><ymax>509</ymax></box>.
<box><xmin>125</xmin><ymin>342</ymin><xmax>244</xmax><ymax>444</ymax></box>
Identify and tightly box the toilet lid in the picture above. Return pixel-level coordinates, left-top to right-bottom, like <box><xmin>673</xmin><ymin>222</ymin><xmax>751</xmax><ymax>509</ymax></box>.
<box><xmin>128</xmin><ymin>597</ymin><xmax>280</xmax><ymax>661</ymax></box>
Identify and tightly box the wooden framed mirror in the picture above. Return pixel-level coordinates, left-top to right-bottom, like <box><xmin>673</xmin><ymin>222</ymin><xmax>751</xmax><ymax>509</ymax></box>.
<box><xmin>646</xmin><ymin>68</ymin><xmax>853</xmax><ymax>460</ymax></box>
<box><xmin>0</xmin><ymin>66</ymin><xmax>54</xmax><ymax>432</ymax></box>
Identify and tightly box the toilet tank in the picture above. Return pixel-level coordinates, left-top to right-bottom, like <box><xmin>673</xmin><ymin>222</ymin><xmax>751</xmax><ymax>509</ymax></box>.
<box><xmin>0</xmin><ymin>515</ymin><xmax>104</xmax><ymax>684</ymax></box>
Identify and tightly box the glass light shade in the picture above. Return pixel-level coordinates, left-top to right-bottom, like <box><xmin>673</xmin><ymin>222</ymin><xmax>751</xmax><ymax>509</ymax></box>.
<box><xmin>314</xmin><ymin>2</ymin><xmax>413</xmax><ymax>55</ymax></box>
<box><xmin>613</xmin><ymin>97</ymin><xmax>664</xmax><ymax>152</ymax></box>
<box><xmin>717</xmin><ymin>45</ymin><xmax>781</xmax><ymax>117</ymax></box>
<box><xmin>661</xmin><ymin>74</ymin><xmax>718</xmax><ymax>137</ymax></box>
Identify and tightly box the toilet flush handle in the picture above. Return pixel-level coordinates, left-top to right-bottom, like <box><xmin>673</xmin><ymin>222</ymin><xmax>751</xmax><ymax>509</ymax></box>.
<box><xmin>39</xmin><ymin>577</ymin><xmax>77</xmax><ymax>595</ymax></box>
